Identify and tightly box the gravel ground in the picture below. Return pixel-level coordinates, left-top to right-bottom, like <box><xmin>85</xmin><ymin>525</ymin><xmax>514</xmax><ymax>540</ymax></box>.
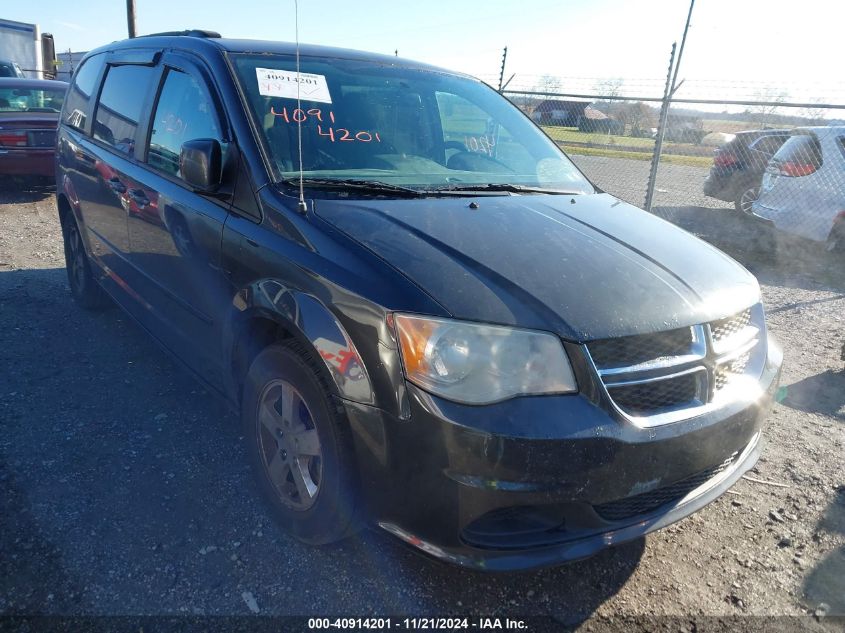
<box><xmin>0</xmin><ymin>175</ymin><xmax>843</xmax><ymax>631</ymax></box>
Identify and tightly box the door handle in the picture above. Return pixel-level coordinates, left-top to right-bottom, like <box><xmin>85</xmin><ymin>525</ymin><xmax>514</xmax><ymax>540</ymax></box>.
<box><xmin>107</xmin><ymin>177</ymin><xmax>126</xmax><ymax>194</ymax></box>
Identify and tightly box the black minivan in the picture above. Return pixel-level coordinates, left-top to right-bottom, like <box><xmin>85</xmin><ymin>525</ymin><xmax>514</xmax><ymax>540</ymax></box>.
<box><xmin>56</xmin><ymin>31</ymin><xmax>782</xmax><ymax>571</ymax></box>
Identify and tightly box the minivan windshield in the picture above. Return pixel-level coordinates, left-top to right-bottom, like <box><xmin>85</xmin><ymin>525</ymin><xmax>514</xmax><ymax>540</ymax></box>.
<box><xmin>231</xmin><ymin>54</ymin><xmax>594</xmax><ymax>194</ymax></box>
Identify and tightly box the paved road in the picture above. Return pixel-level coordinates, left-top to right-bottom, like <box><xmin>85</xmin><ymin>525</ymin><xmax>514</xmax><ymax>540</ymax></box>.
<box><xmin>570</xmin><ymin>154</ymin><xmax>726</xmax><ymax>210</ymax></box>
<box><xmin>1</xmin><ymin>181</ymin><xmax>843</xmax><ymax>629</ymax></box>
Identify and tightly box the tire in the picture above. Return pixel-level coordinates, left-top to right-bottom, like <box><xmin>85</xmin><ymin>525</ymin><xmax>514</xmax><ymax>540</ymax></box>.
<box><xmin>61</xmin><ymin>213</ymin><xmax>110</xmax><ymax>310</ymax></box>
<box><xmin>241</xmin><ymin>341</ymin><xmax>362</xmax><ymax>545</ymax></box>
<box><xmin>734</xmin><ymin>183</ymin><xmax>759</xmax><ymax>214</ymax></box>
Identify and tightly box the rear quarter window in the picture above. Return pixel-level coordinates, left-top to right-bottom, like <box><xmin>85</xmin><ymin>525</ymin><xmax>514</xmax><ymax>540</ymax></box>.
<box><xmin>773</xmin><ymin>134</ymin><xmax>823</xmax><ymax>171</ymax></box>
<box><xmin>62</xmin><ymin>54</ymin><xmax>105</xmax><ymax>131</ymax></box>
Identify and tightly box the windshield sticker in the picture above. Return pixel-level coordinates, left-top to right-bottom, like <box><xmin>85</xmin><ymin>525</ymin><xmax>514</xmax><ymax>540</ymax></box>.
<box><xmin>256</xmin><ymin>68</ymin><xmax>332</xmax><ymax>104</ymax></box>
<box><xmin>269</xmin><ymin>106</ymin><xmax>382</xmax><ymax>143</ymax></box>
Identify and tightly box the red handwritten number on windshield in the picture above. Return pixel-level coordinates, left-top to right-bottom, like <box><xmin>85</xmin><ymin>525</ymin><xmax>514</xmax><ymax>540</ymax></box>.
<box><xmin>271</xmin><ymin>107</ymin><xmax>380</xmax><ymax>144</ymax></box>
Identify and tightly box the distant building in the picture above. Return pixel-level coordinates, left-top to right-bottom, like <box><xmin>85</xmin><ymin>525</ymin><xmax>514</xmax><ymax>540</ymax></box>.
<box><xmin>577</xmin><ymin>105</ymin><xmax>624</xmax><ymax>134</ymax></box>
<box><xmin>531</xmin><ymin>99</ymin><xmax>590</xmax><ymax>126</ymax></box>
<box><xmin>531</xmin><ymin>99</ymin><xmax>624</xmax><ymax>133</ymax></box>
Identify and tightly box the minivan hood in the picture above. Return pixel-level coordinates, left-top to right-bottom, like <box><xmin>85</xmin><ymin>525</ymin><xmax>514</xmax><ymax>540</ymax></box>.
<box><xmin>315</xmin><ymin>193</ymin><xmax>759</xmax><ymax>340</ymax></box>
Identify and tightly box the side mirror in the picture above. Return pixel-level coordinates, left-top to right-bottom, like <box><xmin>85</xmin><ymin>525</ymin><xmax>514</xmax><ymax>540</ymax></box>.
<box><xmin>180</xmin><ymin>138</ymin><xmax>222</xmax><ymax>191</ymax></box>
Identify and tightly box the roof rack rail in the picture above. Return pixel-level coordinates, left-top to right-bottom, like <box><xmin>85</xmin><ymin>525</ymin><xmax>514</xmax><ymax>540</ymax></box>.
<box><xmin>139</xmin><ymin>29</ymin><xmax>221</xmax><ymax>39</ymax></box>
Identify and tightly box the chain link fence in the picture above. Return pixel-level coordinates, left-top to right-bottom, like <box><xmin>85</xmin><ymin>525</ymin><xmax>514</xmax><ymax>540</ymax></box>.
<box><xmin>492</xmin><ymin>75</ymin><xmax>845</xmax><ymax>255</ymax></box>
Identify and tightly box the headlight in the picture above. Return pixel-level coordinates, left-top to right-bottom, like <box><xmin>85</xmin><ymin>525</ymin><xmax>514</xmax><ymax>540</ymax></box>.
<box><xmin>393</xmin><ymin>314</ymin><xmax>577</xmax><ymax>405</ymax></box>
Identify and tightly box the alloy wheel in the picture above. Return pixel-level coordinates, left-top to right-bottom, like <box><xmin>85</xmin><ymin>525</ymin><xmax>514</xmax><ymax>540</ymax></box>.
<box><xmin>738</xmin><ymin>186</ymin><xmax>759</xmax><ymax>214</ymax></box>
<box><xmin>256</xmin><ymin>379</ymin><xmax>323</xmax><ymax>510</ymax></box>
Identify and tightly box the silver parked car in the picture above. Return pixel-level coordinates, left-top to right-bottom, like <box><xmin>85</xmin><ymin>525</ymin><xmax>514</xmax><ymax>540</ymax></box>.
<box><xmin>752</xmin><ymin>126</ymin><xmax>845</xmax><ymax>253</ymax></box>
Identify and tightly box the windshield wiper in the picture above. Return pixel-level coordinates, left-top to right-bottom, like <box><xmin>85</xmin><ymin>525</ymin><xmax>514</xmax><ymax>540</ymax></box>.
<box><xmin>281</xmin><ymin>178</ymin><xmax>425</xmax><ymax>198</ymax></box>
<box><xmin>432</xmin><ymin>183</ymin><xmax>586</xmax><ymax>195</ymax></box>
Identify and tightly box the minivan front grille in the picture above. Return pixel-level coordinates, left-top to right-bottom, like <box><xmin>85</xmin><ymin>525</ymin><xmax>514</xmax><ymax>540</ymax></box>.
<box><xmin>710</xmin><ymin>308</ymin><xmax>753</xmax><ymax>352</ymax></box>
<box><xmin>586</xmin><ymin>306</ymin><xmax>764</xmax><ymax>423</ymax></box>
<box><xmin>588</xmin><ymin>327</ymin><xmax>693</xmax><ymax>368</ymax></box>
<box><xmin>714</xmin><ymin>351</ymin><xmax>751</xmax><ymax>392</ymax></box>
<box><xmin>610</xmin><ymin>372</ymin><xmax>700</xmax><ymax>415</ymax></box>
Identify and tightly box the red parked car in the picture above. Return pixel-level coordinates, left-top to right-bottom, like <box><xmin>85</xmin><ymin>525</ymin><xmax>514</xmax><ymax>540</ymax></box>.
<box><xmin>0</xmin><ymin>77</ymin><xmax>67</xmax><ymax>178</ymax></box>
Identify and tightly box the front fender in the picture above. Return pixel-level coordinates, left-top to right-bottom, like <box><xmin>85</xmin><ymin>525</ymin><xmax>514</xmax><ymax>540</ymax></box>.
<box><xmin>227</xmin><ymin>279</ymin><xmax>378</xmax><ymax>406</ymax></box>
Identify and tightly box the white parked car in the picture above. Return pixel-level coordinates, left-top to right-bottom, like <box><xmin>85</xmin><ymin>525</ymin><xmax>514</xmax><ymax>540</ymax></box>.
<box><xmin>752</xmin><ymin>126</ymin><xmax>845</xmax><ymax>253</ymax></box>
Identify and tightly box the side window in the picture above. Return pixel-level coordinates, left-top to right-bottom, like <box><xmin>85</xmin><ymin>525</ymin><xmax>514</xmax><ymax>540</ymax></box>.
<box><xmin>62</xmin><ymin>54</ymin><xmax>105</xmax><ymax>131</ymax></box>
<box><xmin>751</xmin><ymin>135</ymin><xmax>787</xmax><ymax>156</ymax></box>
<box><xmin>147</xmin><ymin>68</ymin><xmax>221</xmax><ymax>179</ymax></box>
<box><xmin>94</xmin><ymin>64</ymin><xmax>155</xmax><ymax>156</ymax></box>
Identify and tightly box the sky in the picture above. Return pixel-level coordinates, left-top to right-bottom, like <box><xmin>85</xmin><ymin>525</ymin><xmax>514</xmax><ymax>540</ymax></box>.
<box><xmin>3</xmin><ymin>0</ymin><xmax>844</xmax><ymax>103</ymax></box>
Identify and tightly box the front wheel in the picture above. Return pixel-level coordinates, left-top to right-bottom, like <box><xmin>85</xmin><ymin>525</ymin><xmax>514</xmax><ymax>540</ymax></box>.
<box><xmin>241</xmin><ymin>341</ymin><xmax>362</xmax><ymax>545</ymax></box>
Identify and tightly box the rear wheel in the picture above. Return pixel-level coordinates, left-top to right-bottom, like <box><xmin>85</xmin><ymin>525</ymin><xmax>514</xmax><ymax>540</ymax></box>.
<box><xmin>61</xmin><ymin>214</ymin><xmax>110</xmax><ymax>310</ymax></box>
<box><xmin>734</xmin><ymin>183</ymin><xmax>759</xmax><ymax>214</ymax></box>
<box><xmin>241</xmin><ymin>341</ymin><xmax>362</xmax><ymax>544</ymax></box>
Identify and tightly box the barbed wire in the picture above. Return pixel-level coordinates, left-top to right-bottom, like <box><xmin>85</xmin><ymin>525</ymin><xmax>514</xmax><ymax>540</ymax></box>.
<box><xmin>476</xmin><ymin>73</ymin><xmax>845</xmax><ymax>105</ymax></box>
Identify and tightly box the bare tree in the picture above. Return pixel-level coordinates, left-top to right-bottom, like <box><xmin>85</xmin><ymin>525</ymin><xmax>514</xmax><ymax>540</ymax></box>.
<box><xmin>802</xmin><ymin>98</ymin><xmax>828</xmax><ymax>125</ymax></box>
<box><xmin>612</xmin><ymin>101</ymin><xmax>657</xmax><ymax>136</ymax></box>
<box><xmin>750</xmin><ymin>87</ymin><xmax>789</xmax><ymax>128</ymax></box>
<box><xmin>535</xmin><ymin>74</ymin><xmax>562</xmax><ymax>95</ymax></box>
<box><xmin>593</xmin><ymin>78</ymin><xmax>624</xmax><ymax>101</ymax></box>
<box><xmin>591</xmin><ymin>78</ymin><xmax>625</xmax><ymax>136</ymax></box>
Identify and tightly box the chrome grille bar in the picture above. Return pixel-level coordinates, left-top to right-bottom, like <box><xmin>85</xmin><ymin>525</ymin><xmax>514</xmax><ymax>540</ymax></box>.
<box><xmin>585</xmin><ymin>305</ymin><xmax>766</xmax><ymax>425</ymax></box>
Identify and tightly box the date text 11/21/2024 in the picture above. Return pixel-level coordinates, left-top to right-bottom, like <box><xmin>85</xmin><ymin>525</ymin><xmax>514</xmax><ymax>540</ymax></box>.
<box><xmin>307</xmin><ymin>618</ymin><xmax>529</xmax><ymax>630</ymax></box>
<box><xmin>269</xmin><ymin>106</ymin><xmax>382</xmax><ymax>143</ymax></box>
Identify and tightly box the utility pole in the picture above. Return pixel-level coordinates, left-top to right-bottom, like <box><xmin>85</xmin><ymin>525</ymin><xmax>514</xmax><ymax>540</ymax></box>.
<box><xmin>644</xmin><ymin>43</ymin><xmax>676</xmax><ymax>214</ymax></box>
<box><xmin>644</xmin><ymin>0</ymin><xmax>695</xmax><ymax>213</ymax></box>
<box><xmin>126</xmin><ymin>0</ymin><xmax>137</xmax><ymax>38</ymax></box>
<box><xmin>498</xmin><ymin>46</ymin><xmax>508</xmax><ymax>92</ymax></box>
<box><xmin>670</xmin><ymin>0</ymin><xmax>695</xmax><ymax>99</ymax></box>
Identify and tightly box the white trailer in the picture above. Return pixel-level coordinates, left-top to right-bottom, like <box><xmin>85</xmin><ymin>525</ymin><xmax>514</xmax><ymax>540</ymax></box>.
<box><xmin>0</xmin><ymin>18</ymin><xmax>56</xmax><ymax>79</ymax></box>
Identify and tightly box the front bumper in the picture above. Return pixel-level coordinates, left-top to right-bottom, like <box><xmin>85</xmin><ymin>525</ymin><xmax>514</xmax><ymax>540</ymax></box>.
<box><xmin>344</xmin><ymin>334</ymin><xmax>782</xmax><ymax>571</ymax></box>
<box><xmin>751</xmin><ymin>200</ymin><xmax>832</xmax><ymax>244</ymax></box>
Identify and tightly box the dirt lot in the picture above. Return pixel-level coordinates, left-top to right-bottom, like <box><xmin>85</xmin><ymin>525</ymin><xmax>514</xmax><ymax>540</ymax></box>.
<box><xmin>0</xmin><ymin>177</ymin><xmax>843</xmax><ymax>631</ymax></box>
